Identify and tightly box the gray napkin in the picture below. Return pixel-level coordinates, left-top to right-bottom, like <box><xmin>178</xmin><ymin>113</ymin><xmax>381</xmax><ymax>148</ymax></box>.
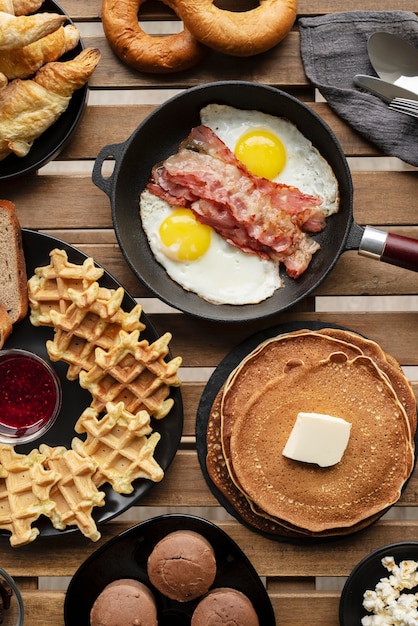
<box><xmin>299</xmin><ymin>11</ymin><xmax>418</xmax><ymax>166</ymax></box>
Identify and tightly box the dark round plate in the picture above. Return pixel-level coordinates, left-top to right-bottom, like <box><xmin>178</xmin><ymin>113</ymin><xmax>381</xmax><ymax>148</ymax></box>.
<box><xmin>2</xmin><ymin>230</ymin><xmax>183</xmax><ymax>539</ymax></box>
<box><xmin>93</xmin><ymin>81</ymin><xmax>353</xmax><ymax>323</ymax></box>
<box><xmin>0</xmin><ymin>0</ymin><xmax>88</xmax><ymax>181</ymax></box>
<box><xmin>64</xmin><ymin>513</ymin><xmax>276</xmax><ymax>626</ymax></box>
<box><xmin>339</xmin><ymin>542</ymin><xmax>418</xmax><ymax>625</ymax></box>
<box><xmin>195</xmin><ymin>321</ymin><xmax>417</xmax><ymax>542</ymax></box>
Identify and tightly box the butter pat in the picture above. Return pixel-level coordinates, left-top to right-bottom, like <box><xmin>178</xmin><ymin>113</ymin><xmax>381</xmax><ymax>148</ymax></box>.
<box><xmin>282</xmin><ymin>412</ymin><xmax>351</xmax><ymax>467</ymax></box>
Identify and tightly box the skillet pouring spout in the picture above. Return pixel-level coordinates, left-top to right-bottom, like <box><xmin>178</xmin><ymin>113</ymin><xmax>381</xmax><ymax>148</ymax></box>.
<box><xmin>346</xmin><ymin>222</ymin><xmax>418</xmax><ymax>272</ymax></box>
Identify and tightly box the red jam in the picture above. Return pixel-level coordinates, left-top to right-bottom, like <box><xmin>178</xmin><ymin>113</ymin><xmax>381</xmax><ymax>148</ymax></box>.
<box><xmin>0</xmin><ymin>350</ymin><xmax>61</xmax><ymax>441</ymax></box>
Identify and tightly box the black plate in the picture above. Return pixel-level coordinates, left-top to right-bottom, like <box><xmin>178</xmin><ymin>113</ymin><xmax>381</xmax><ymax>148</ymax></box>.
<box><xmin>0</xmin><ymin>0</ymin><xmax>88</xmax><ymax>181</ymax></box>
<box><xmin>339</xmin><ymin>542</ymin><xmax>418</xmax><ymax>625</ymax></box>
<box><xmin>2</xmin><ymin>230</ymin><xmax>183</xmax><ymax>538</ymax></box>
<box><xmin>64</xmin><ymin>513</ymin><xmax>276</xmax><ymax>626</ymax></box>
<box><xmin>195</xmin><ymin>321</ymin><xmax>417</xmax><ymax>542</ymax></box>
<box><xmin>93</xmin><ymin>81</ymin><xmax>353</xmax><ymax>323</ymax></box>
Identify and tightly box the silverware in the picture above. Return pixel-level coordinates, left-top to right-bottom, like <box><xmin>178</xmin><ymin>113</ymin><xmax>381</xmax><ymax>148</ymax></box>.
<box><xmin>389</xmin><ymin>97</ymin><xmax>418</xmax><ymax>119</ymax></box>
<box><xmin>353</xmin><ymin>74</ymin><xmax>418</xmax><ymax>103</ymax></box>
<box><xmin>368</xmin><ymin>32</ymin><xmax>418</xmax><ymax>94</ymax></box>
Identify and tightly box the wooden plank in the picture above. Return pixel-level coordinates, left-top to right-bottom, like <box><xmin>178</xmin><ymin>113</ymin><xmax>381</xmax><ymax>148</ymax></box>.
<box><xmin>19</xmin><ymin>588</ymin><xmax>343</xmax><ymax>626</ymax></box>
<box><xmin>5</xmin><ymin>169</ymin><xmax>418</xmax><ymax>227</ymax></box>
<box><xmin>152</xmin><ymin>311</ymin><xmax>418</xmax><ymax>366</ymax></box>
<box><xmin>2</xmin><ymin>519</ymin><xmax>418</xmax><ymax>579</ymax></box>
<box><xmin>61</xmin><ymin>0</ymin><xmax>418</xmax><ymax>22</ymax></box>
<box><xmin>0</xmin><ymin>102</ymin><xmax>379</xmax><ymax>162</ymax></box>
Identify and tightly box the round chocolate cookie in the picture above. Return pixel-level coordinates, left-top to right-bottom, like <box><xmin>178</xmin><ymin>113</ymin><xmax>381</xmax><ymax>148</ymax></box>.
<box><xmin>147</xmin><ymin>530</ymin><xmax>216</xmax><ymax>602</ymax></box>
<box><xmin>191</xmin><ymin>587</ymin><xmax>259</xmax><ymax>625</ymax></box>
<box><xmin>90</xmin><ymin>578</ymin><xmax>157</xmax><ymax>626</ymax></box>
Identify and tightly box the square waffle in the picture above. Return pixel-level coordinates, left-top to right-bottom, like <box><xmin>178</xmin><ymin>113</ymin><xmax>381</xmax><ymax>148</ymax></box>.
<box><xmin>40</xmin><ymin>444</ymin><xmax>105</xmax><ymax>542</ymax></box>
<box><xmin>78</xmin><ymin>329</ymin><xmax>182</xmax><ymax>420</ymax></box>
<box><xmin>46</xmin><ymin>281</ymin><xmax>145</xmax><ymax>380</ymax></box>
<box><xmin>28</xmin><ymin>248</ymin><xmax>104</xmax><ymax>327</ymax></box>
<box><xmin>72</xmin><ymin>401</ymin><xmax>164</xmax><ymax>494</ymax></box>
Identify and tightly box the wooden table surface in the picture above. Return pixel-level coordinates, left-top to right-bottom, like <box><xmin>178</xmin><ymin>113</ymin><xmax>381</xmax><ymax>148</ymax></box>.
<box><xmin>1</xmin><ymin>1</ymin><xmax>418</xmax><ymax>624</ymax></box>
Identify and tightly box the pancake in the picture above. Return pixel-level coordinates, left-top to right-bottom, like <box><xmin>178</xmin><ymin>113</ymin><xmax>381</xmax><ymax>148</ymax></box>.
<box><xmin>205</xmin><ymin>385</ymin><xmax>387</xmax><ymax>539</ymax></box>
<box><xmin>317</xmin><ymin>328</ymin><xmax>417</xmax><ymax>432</ymax></box>
<box><xmin>205</xmin><ymin>328</ymin><xmax>416</xmax><ymax>538</ymax></box>
<box><xmin>226</xmin><ymin>352</ymin><xmax>414</xmax><ymax>533</ymax></box>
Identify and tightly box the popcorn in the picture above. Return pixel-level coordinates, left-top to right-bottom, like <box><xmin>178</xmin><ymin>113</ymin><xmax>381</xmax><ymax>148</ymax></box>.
<box><xmin>362</xmin><ymin>556</ymin><xmax>418</xmax><ymax>626</ymax></box>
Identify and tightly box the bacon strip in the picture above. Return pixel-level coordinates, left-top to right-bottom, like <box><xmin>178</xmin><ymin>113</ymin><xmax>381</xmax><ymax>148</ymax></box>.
<box><xmin>147</xmin><ymin>125</ymin><xmax>326</xmax><ymax>278</ymax></box>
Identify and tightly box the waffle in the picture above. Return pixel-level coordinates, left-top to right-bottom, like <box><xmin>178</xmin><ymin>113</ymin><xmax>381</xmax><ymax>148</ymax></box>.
<box><xmin>0</xmin><ymin>445</ymin><xmax>59</xmax><ymax>547</ymax></box>
<box><xmin>39</xmin><ymin>444</ymin><xmax>105</xmax><ymax>541</ymax></box>
<box><xmin>79</xmin><ymin>329</ymin><xmax>182</xmax><ymax>420</ymax></box>
<box><xmin>72</xmin><ymin>401</ymin><xmax>164</xmax><ymax>494</ymax></box>
<box><xmin>46</xmin><ymin>281</ymin><xmax>145</xmax><ymax>380</ymax></box>
<box><xmin>12</xmin><ymin>248</ymin><xmax>183</xmax><ymax>546</ymax></box>
<box><xmin>28</xmin><ymin>248</ymin><xmax>104</xmax><ymax>327</ymax></box>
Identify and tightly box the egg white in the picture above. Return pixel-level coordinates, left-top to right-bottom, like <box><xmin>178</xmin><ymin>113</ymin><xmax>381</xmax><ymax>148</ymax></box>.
<box><xmin>200</xmin><ymin>103</ymin><xmax>339</xmax><ymax>217</ymax></box>
<box><xmin>139</xmin><ymin>190</ymin><xmax>282</xmax><ymax>305</ymax></box>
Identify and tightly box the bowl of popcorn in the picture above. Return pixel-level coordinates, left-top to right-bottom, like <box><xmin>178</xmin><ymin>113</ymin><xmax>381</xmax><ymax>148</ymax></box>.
<box><xmin>0</xmin><ymin>568</ymin><xmax>24</xmax><ymax>626</ymax></box>
<box><xmin>339</xmin><ymin>542</ymin><xmax>418</xmax><ymax>626</ymax></box>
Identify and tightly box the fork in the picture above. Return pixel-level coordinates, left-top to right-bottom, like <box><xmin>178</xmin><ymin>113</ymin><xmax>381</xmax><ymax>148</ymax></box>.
<box><xmin>389</xmin><ymin>97</ymin><xmax>418</xmax><ymax>119</ymax></box>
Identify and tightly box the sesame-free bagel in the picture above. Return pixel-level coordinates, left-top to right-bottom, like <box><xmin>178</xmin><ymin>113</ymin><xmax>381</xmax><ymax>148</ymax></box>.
<box><xmin>177</xmin><ymin>0</ymin><xmax>297</xmax><ymax>57</ymax></box>
<box><xmin>101</xmin><ymin>0</ymin><xmax>208</xmax><ymax>74</ymax></box>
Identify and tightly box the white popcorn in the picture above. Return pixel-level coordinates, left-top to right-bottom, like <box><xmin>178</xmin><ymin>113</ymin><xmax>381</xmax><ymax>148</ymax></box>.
<box><xmin>361</xmin><ymin>556</ymin><xmax>418</xmax><ymax>626</ymax></box>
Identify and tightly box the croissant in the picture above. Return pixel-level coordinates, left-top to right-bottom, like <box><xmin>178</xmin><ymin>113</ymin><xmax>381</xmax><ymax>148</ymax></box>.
<box><xmin>0</xmin><ymin>24</ymin><xmax>80</xmax><ymax>79</ymax></box>
<box><xmin>0</xmin><ymin>47</ymin><xmax>101</xmax><ymax>160</ymax></box>
<box><xmin>0</xmin><ymin>0</ymin><xmax>45</xmax><ymax>14</ymax></box>
<box><xmin>0</xmin><ymin>0</ymin><xmax>14</xmax><ymax>14</ymax></box>
<box><xmin>13</xmin><ymin>0</ymin><xmax>44</xmax><ymax>15</ymax></box>
<box><xmin>0</xmin><ymin>11</ymin><xmax>65</xmax><ymax>49</ymax></box>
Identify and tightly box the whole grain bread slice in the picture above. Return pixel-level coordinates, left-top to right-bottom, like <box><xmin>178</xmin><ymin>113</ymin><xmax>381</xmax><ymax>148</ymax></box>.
<box><xmin>0</xmin><ymin>199</ymin><xmax>28</xmax><ymax>324</ymax></box>
<box><xmin>0</xmin><ymin>301</ymin><xmax>12</xmax><ymax>348</ymax></box>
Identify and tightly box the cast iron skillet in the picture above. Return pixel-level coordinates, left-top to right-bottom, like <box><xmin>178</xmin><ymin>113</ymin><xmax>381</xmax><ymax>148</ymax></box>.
<box><xmin>92</xmin><ymin>81</ymin><xmax>418</xmax><ymax>323</ymax></box>
<box><xmin>0</xmin><ymin>0</ymin><xmax>88</xmax><ymax>181</ymax></box>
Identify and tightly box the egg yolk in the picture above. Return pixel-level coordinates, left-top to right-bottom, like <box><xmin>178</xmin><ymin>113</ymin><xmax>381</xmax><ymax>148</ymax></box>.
<box><xmin>234</xmin><ymin>128</ymin><xmax>286</xmax><ymax>180</ymax></box>
<box><xmin>159</xmin><ymin>208</ymin><xmax>212</xmax><ymax>261</ymax></box>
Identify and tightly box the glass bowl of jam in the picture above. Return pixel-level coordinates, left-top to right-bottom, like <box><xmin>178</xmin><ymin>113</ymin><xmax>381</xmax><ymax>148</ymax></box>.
<box><xmin>0</xmin><ymin>567</ymin><xmax>24</xmax><ymax>626</ymax></box>
<box><xmin>0</xmin><ymin>349</ymin><xmax>62</xmax><ymax>445</ymax></box>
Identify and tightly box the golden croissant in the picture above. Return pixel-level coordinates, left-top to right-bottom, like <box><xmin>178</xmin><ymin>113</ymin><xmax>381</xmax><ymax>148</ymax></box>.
<box><xmin>0</xmin><ymin>0</ymin><xmax>13</xmax><ymax>14</ymax></box>
<box><xmin>0</xmin><ymin>24</ymin><xmax>80</xmax><ymax>79</ymax></box>
<box><xmin>0</xmin><ymin>47</ymin><xmax>101</xmax><ymax>160</ymax></box>
<box><xmin>0</xmin><ymin>0</ymin><xmax>44</xmax><ymax>14</ymax></box>
<box><xmin>0</xmin><ymin>11</ymin><xmax>66</xmax><ymax>49</ymax></box>
<box><xmin>13</xmin><ymin>0</ymin><xmax>44</xmax><ymax>14</ymax></box>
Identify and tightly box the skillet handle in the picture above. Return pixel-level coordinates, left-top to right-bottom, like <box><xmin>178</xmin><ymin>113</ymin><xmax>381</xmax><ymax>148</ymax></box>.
<box><xmin>92</xmin><ymin>141</ymin><xmax>126</xmax><ymax>198</ymax></box>
<box><xmin>359</xmin><ymin>226</ymin><xmax>418</xmax><ymax>272</ymax></box>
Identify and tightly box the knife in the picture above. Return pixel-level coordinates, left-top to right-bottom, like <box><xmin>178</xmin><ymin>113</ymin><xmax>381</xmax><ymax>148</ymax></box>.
<box><xmin>353</xmin><ymin>74</ymin><xmax>418</xmax><ymax>103</ymax></box>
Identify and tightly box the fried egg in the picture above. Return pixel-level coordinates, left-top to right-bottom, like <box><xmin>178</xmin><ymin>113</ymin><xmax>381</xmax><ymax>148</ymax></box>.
<box><xmin>140</xmin><ymin>190</ymin><xmax>282</xmax><ymax>305</ymax></box>
<box><xmin>200</xmin><ymin>103</ymin><xmax>339</xmax><ymax>217</ymax></box>
<box><xmin>140</xmin><ymin>103</ymin><xmax>339</xmax><ymax>305</ymax></box>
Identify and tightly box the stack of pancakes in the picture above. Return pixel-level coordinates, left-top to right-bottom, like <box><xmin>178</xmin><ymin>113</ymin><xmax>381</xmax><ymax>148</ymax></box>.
<box><xmin>206</xmin><ymin>328</ymin><xmax>417</xmax><ymax>539</ymax></box>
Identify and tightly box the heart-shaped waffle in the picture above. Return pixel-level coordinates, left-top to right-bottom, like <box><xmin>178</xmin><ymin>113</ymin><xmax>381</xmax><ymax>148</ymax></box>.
<box><xmin>0</xmin><ymin>445</ymin><xmax>59</xmax><ymax>547</ymax></box>
<box><xmin>79</xmin><ymin>329</ymin><xmax>182</xmax><ymax>420</ymax></box>
<box><xmin>72</xmin><ymin>401</ymin><xmax>164</xmax><ymax>494</ymax></box>
<box><xmin>28</xmin><ymin>248</ymin><xmax>104</xmax><ymax>327</ymax></box>
<box><xmin>46</xmin><ymin>282</ymin><xmax>144</xmax><ymax>380</ymax></box>
<box><xmin>39</xmin><ymin>444</ymin><xmax>105</xmax><ymax>541</ymax></box>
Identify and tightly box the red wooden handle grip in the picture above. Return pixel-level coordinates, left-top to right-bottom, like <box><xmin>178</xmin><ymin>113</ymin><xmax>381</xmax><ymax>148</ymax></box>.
<box><xmin>381</xmin><ymin>233</ymin><xmax>418</xmax><ymax>272</ymax></box>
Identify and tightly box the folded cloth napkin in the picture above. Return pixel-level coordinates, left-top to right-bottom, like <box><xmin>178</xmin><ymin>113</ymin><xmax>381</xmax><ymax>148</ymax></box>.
<box><xmin>299</xmin><ymin>11</ymin><xmax>418</xmax><ymax>166</ymax></box>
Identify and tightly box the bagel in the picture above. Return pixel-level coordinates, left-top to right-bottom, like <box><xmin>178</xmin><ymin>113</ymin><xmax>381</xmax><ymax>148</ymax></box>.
<box><xmin>101</xmin><ymin>0</ymin><xmax>208</xmax><ymax>74</ymax></box>
<box><xmin>177</xmin><ymin>0</ymin><xmax>297</xmax><ymax>57</ymax></box>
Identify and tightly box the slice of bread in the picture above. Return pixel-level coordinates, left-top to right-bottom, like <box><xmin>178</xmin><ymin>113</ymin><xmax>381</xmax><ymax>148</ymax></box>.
<box><xmin>0</xmin><ymin>199</ymin><xmax>28</xmax><ymax>324</ymax></box>
<box><xmin>0</xmin><ymin>301</ymin><xmax>12</xmax><ymax>348</ymax></box>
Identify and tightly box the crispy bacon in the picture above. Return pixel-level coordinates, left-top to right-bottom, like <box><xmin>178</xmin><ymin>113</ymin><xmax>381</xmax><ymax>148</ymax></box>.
<box><xmin>147</xmin><ymin>125</ymin><xmax>327</xmax><ymax>278</ymax></box>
